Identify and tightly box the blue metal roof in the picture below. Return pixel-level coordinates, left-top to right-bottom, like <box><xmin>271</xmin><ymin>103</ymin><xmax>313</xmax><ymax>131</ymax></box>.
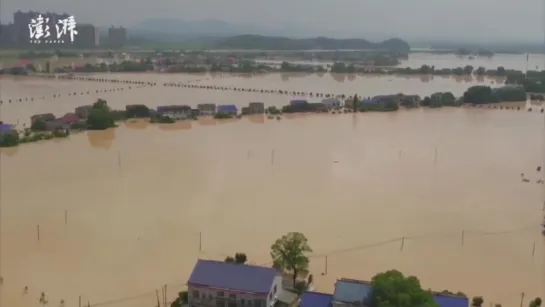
<box><xmin>217</xmin><ymin>104</ymin><xmax>238</xmax><ymax>113</ymax></box>
<box><xmin>333</xmin><ymin>279</ymin><xmax>373</xmax><ymax>303</ymax></box>
<box><xmin>300</xmin><ymin>292</ymin><xmax>333</xmax><ymax>307</ymax></box>
<box><xmin>290</xmin><ymin>99</ymin><xmax>308</xmax><ymax>105</ymax></box>
<box><xmin>433</xmin><ymin>293</ymin><xmax>469</xmax><ymax>307</ymax></box>
<box><xmin>188</xmin><ymin>259</ymin><xmax>279</xmax><ymax>294</ymax></box>
<box><xmin>0</xmin><ymin>124</ymin><xmax>14</xmax><ymax>132</ymax></box>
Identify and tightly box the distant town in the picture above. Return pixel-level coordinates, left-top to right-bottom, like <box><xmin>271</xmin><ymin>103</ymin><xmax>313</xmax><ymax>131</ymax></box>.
<box><xmin>0</xmin><ymin>10</ymin><xmax>127</xmax><ymax>48</ymax></box>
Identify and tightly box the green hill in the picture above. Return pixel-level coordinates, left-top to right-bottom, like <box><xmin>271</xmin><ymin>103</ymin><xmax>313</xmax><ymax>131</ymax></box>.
<box><xmin>215</xmin><ymin>35</ymin><xmax>410</xmax><ymax>52</ymax></box>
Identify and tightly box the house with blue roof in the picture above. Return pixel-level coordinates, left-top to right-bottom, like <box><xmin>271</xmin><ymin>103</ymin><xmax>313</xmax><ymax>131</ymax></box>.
<box><xmin>187</xmin><ymin>259</ymin><xmax>282</xmax><ymax>307</ymax></box>
<box><xmin>361</xmin><ymin>95</ymin><xmax>397</xmax><ymax>105</ymax></box>
<box><xmin>300</xmin><ymin>291</ymin><xmax>333</xmax><ymax>307</ymax></box>
<box><xmin>322</xmin><ymin>278</ymin><xmax>469</xmax><ymax>307</ymax></box>
<box><xmin>333</xmin><ymin>278</ymin><xmax>373</xmax><ymax>306</ymax></box>
<box><xmin>0</xmin><ymin>123</ymin><xmax>14</xmax><ymax>139</ymax></box>
<box><xmin>217</xmin><ymin>104</ymin><xmax>239</xmax><ymax>116</ymax></box>
<box><xmin>289</xmin><ymin>99</ymin><xmax>308</xmax><ymax>106</ymax></box>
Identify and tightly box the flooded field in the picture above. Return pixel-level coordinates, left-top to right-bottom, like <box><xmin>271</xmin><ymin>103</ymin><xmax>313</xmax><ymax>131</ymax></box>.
<box><xmin>0</xmin><ymin>73</ymin><xmax>510</xmax><ymax>125</ymax></box>
<box><xmin>2</xmin><ymin>52</ymin><xmax>544</xmax><ymax>71</ymax></box>
<box><xmin>0</xmin><ymin>72</ymin><xmax>544</xmax><ymax>307</ymax></box>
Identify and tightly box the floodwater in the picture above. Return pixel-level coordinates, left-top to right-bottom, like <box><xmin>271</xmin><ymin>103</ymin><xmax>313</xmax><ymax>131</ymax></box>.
<box><xmin>258</xmin><ymin>52</ymin><xmax>545</xmax><ymax>70</ymax></box>
<box><xmin>0</xmin><ymin>70</ymin><xmax>544</xmax><ymax>307</ymax></box>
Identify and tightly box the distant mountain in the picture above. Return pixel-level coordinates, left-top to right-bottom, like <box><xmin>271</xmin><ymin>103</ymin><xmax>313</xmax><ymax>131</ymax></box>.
<box><xmin>215</xmin><ymin>35</ymin><xmax>411</xmax><ymax>51</ymax></box>
<box><xmin>131</xmin><ymin>19</ymin><xmax>272</xmax><ymax>37</ymax></box>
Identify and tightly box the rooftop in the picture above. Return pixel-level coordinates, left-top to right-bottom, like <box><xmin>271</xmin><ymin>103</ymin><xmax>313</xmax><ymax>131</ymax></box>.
<box><xmin>0</xmin><ymin>124</ymin><xmax>14</xmax><ymax>132</ymax></box>
<box><xmin>300</xmin><ymin>291</ymin><xmax>333</xmax><ymax>307</ymax></box>
<box><xmin>333</xmin><ymin>278</ymin><xmax>372</xmax><ymax>304</ymax></box>
<box><xmin>433</xmin><ymin>292</ymin><xmax>470</xmax><ymax>307</ymax></box>
<box><xmin>157</xmin><ymin>105</ymin><xmax>191</xmax><ymax>112</ymax></box>
<box><xmin>290</xmin><ymin>99</ymin><xmax>309</xmax><ymax>105</ymax></box>
<box><xmin>332</xmin><ymin>278</ymin><xmax>469</xmax><ymax>307</ymax></box>
<box><xmin>188</xmin><ymin>259</ymin><xmax>279</xmax><ymax>294</ymax></box>
<box><xmin>217</xmin><ymin>104</ymin><xmax>238</xmax><ymax>112</ymax></box>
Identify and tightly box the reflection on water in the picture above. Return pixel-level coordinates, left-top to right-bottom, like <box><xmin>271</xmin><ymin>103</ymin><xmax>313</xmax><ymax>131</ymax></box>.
<box><xmin>157</xmin><ymin>121</ymin><xmax>192</xmax><ymax>131</ymax></box>
<box><xmin>0</xmin><ymin>147</ymin><xmax>18</xmax><ymax>157</ymax></box>
<box><xmin>87</xmin><ymin>129</ymin><xmax>116</xmax><ymax>149</ymax></box>
<box><xmin>248</xmin><ymin>115</ymin><xmax>265</xmax><ymax>124</ymax></box>
<box><xmin>0</xmin><ymin>72</ymin><xmax>544</xmax><ymax>307</ymax></box>
<box><xmin>124</xmin><ymin>120</ymin><xmax>150</xmax><ymax>130</ymax></box>
<box><xmin>198</xmin><ymin>117</ymin><xmax>217</xmax><ymax>126</ymax></box>
<box><xmin>259</xmin><ymin>53</ymin><xmax>545</xmax><ymax>70</ymax></box>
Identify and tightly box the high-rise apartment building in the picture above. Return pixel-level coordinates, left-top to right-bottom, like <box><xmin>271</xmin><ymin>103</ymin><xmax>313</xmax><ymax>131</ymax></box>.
<box><xmin>107</xmin><ymin>26</ymin><xmax>127</xmax><ymax>47</ymax></box>
<box><xmin>75</xmin><ymin>24</ymin><xmax>99</xmax><ymax>48</ymax></box>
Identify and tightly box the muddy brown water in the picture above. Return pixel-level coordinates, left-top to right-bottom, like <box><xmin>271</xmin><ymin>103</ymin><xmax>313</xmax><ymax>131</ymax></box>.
<box><xmin>0</xmin><ymin>72</ymin><xmax>544</xmax><ymax>307</ymax></box>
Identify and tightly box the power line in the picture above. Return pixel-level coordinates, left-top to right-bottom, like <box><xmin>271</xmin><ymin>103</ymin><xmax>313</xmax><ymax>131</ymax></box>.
<box><xmin>82</xmin><ymin>222</ymin><xmax>541</xmax><ymax>307</ymax></box>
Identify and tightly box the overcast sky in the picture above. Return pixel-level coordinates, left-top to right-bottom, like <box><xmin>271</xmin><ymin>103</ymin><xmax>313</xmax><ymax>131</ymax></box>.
<box><xmin>1</xmin><ymin>0</ymin><xmax>544</xmax><ymax>43</ymax></box>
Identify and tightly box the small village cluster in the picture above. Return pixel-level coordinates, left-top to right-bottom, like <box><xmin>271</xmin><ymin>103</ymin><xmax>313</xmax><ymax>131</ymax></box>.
<box><xmin>186</xmin><ymin>259</ymin><xmax>469</xmax><ymax>307</ymax></box>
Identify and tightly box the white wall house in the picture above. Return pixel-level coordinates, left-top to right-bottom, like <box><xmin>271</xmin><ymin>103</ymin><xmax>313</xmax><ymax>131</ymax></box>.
<box><xmin>322</xmin><ymin>98</ymin><xmax>342</xmax><ymax>110</ymax></box>
<box><xmin>187</xmin><ymin>259</ymin><xmax>282</xmax><ymax>307</ymax></box>
<box><xmin>157</xmin><ymin>105</ymin><xmax>192</xmax><ymax>119</ymax></box>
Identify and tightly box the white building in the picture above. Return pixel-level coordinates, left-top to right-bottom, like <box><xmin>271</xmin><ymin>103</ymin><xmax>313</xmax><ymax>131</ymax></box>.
<box><xmin>322</xmin><ymin>98</ymin><xmax>342</xmax><ymax>110</ymax></box>
<box><xmin>157</xmin><ymin>105</ymin><xmax>191</xmax><ymax>119</ymax></box>
<box><xmin>187</xmin><ymin>259</ymin><xmax>282</xmax><ymax>307</ymax></box>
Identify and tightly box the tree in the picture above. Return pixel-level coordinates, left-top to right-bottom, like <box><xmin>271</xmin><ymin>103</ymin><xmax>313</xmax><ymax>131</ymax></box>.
<box><xmin>0</xmin><ymin>132</ymin><xmax>19</xmax><ymax>147</ymax></box>
<box><xmin>474</xmin><ymin>66</ymin><xmax>486</xmax><ymax>75</ymax></box>
<box><xmin>30</xmin><ymin>119</ymin><xmax>47</xmax><ymax>131</ymax></box>
<box><xmin>352</xmin><ymin>94</ymin><xmax>359</xmax><ymax>112</ymax></box>
<box><xmin>369</xmin><ymin>270</ymin><xmax>438</xmax><ymax>307</ymax></box>
<box><xmin>126</xmin><ymin>105</ymin><xmax>150</xmax><ymax>118</ymax></box>
<box><xmin>270</xmin><ymin>232</ymin><xmax>313</xmax><ymax>286</ymax></box>
<box><xmin>170</xmin><ymin>291</ymin><xmax>188</xmax><ymax>307</ymax></box>
<box><xmin>235</xmin><ymin>253</ymin><xmax>247</xmax><ymax>264</ymax></box>
<box><xmin>530</xmin><ymin>298</ymin><xmax>542</xmax><ymax>307</ymax></box>
<box><xmin>87</xmin><ymin>100</ymin><xmax>115</xmax><ymax>130</ymax></box>
<box><xmin>225</xmin><ymin>256</ymin><xmax>235</xmax><ymax>263</ymax></box>
<box><xmin>224</xmin><ymin>253</ymin><xmax>247</xmax><ymax>264</ymax></box>
<box><xmin>472</xmin><ymin>296</ymin><xmax>484</xmax><ymax>307</ymax></box>
<box><xmin>463</xmin><ymin>86</ymin><xmax>494</xmax><ymax>104</ymax></box>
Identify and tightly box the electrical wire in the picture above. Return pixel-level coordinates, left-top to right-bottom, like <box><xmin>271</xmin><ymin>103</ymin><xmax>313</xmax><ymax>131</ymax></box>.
<box><xmin>84</xmin><ymin>222</ymin><xmax>541</xmax><ymax>307</ymax></box>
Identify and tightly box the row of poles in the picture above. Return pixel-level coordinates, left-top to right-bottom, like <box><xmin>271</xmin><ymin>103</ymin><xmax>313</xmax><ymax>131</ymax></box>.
<box><xmin>36</xmin><ymin>210</ymin><xmax>68</xmax><ymax>241</ymax></box>
<box><xmin>36</xmin><ymin>216</ymin><xmax>537</xmax><ymax>261</ymax></box>
<box><xmin>318</xmin><ymin>232</ymin><xmax>538</xmax><ymax>276</ymax></box>
<box><xmin>246</xmin><ymin>148</ymin><xmax>439</xmax><ymax>167</ymax></box>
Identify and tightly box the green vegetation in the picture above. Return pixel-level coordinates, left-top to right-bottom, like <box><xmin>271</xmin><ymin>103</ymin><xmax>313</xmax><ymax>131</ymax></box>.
<box><xmin>506</xmin><ymin>71</ymin><xmax>545</xmax><ymax>93</ymax></box>
<box><xmin>462</xmin><ymin>85</ymin><xmax>526</xmax><ymax>104</ymax></box>
<box><xmin>369</xmin><ymin>270</ymin><xmax>438</xmax><ymax>307</ymax></box>
<box><xmin>73</xmin><ymin>61</ymin><xmax>153</xmax><ymax>73</ymax></box>
<box><xmin>0</xmin><ymin>129</ymin><xmax>70</xmax><ymax>148</ymax></box>
<box><xmin>149</xmin><ymin>115</ymin><xmax>176</xmax><ymax>123</ymax></box>
<box><xmin>215</xmin><ymin>35</ymin><xmax>411</xmax><ymax>52</ymax></box>
<box><xmin>265</xmin><ymin>106</ymin><xmax>281</xmax><ymax>115</ymax></box>
<box><xmin>170</xmin><ymin>291</ymin><xmax>188</xmax><ymax>307</ymax></box>
<box><xmin>359</xmin><ymin>100</ymin><xmax>399</xmax><ymax>112</ymax></box>
<box><xmin>224</xmin><ymin>253</ymin><xmax>248</xmax><ymax>264</ymax></box>
<box><xmin>530</xmin><ymin>298</ymin><xmax>542</xmax><ymax>307</ymax></box>
<box><xmin>0</xmin><ymin>132</ymin><xmax>20</xmax><ymax>147</ymax></box>
<box><xmin>281</xmin><ymin>61</ymin><xmax>326</xmax><ymax>73</ymax></box>
<box><xmin>420</xmin><ymin>92</ymin><xmax>460</xmax><ymax>108</ymax></box>
<box><xmin>87</xmin><ymin>99</ymin><xmax>116</xmax><ymax>130</ymax></box>
<box><xmin>30</xmin><ymin>119</ymin><xmax>48</xmax><ymax>132</ymax></box>
<box><xmin>270</xmin><ymin>232</ymin><xmax>313</xmax><ymax>287</ymax></box>
<box><xmin>18</xmin><ymin>50</ymin><xmax>80</xmax><ymax>59</ymax></box>
<box><xmin>126</xmin><ymin>105</ymin><xmax>151</xmax><ymax>118</ymax></box>
<box><xmin>214</xmin><ymin>112</ymin><xmax>234</xmax><ymax>119</ymax></box>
